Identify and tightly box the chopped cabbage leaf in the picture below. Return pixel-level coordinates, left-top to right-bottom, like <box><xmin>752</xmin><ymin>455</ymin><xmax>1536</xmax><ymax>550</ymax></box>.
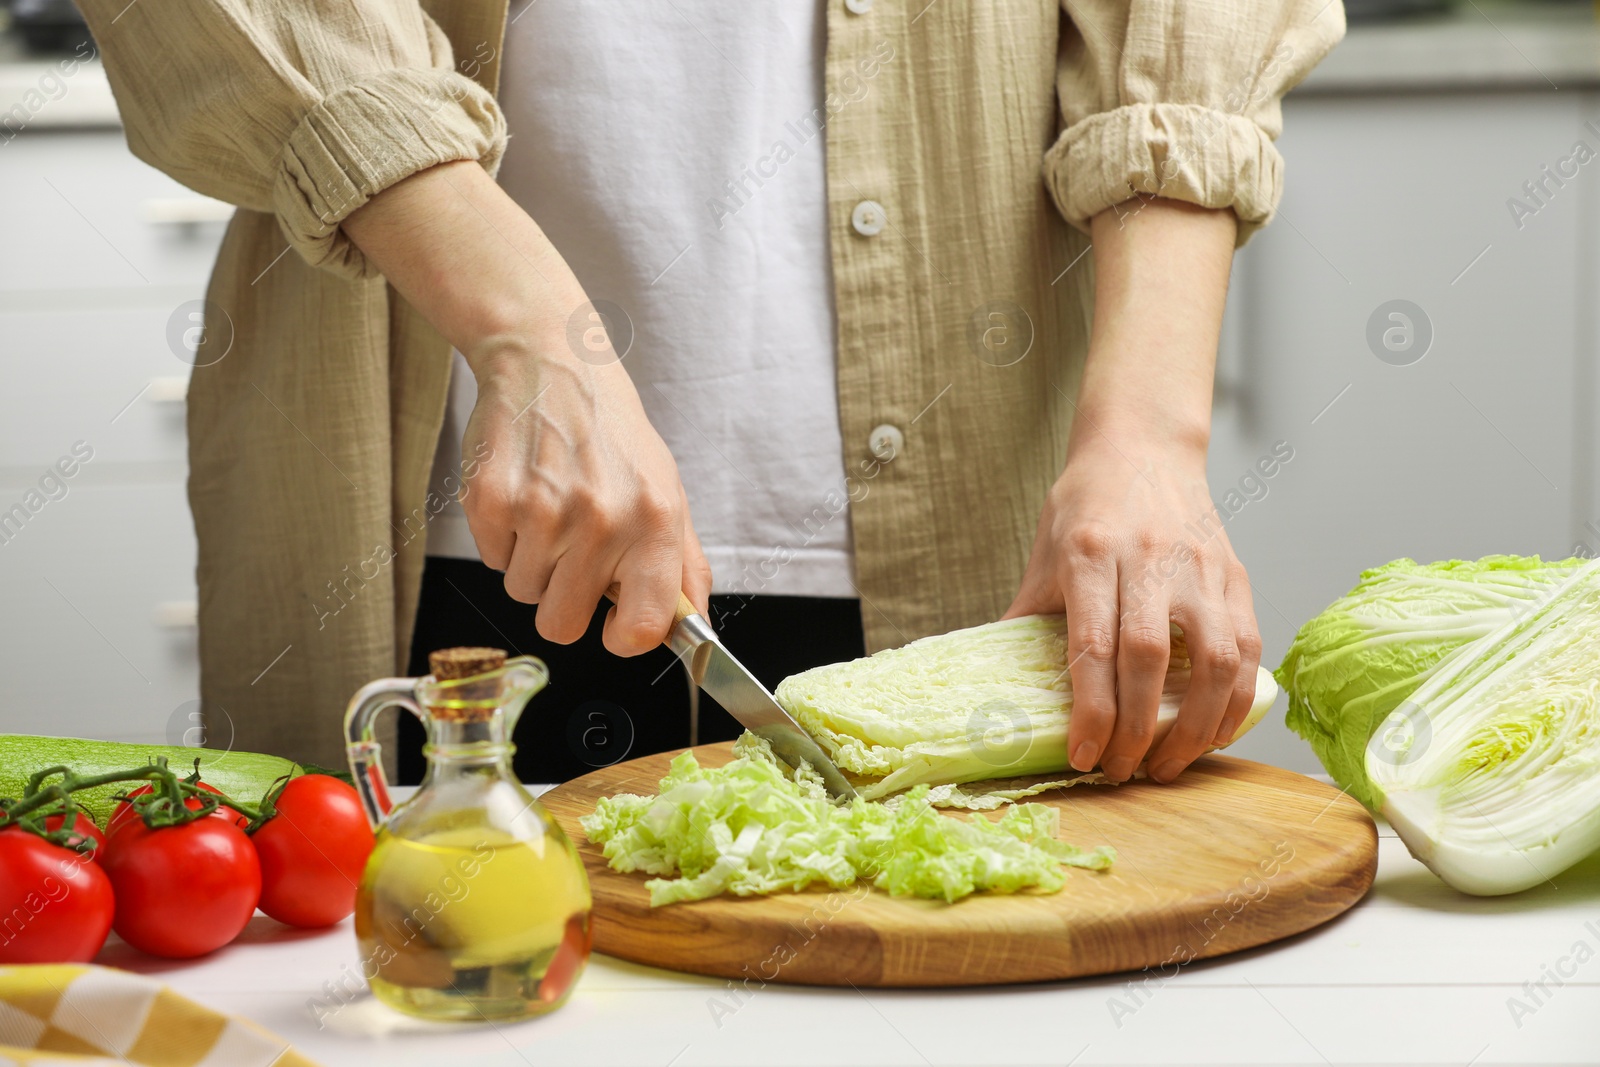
<box><xmin>580</xmin><ymin>733</ymin><xmax>1114</xmax><ymax>906</ymax></box>
<box><xmin>909</xmin><ymin>775</ymin><xmax>1117</xmax><ymax>811</ymax></box>
<box><xmin>774</xmin><ymin>614</ymin><xmax>1277</xmax><ymax>800</ymax></box>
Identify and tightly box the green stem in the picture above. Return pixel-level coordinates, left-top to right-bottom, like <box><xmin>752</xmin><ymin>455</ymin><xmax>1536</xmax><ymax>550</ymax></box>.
<box><xmin>3</xmin><ymin>764</ymin><xmax>175</xmax><ymax>823</ymax></box>
<box><xmin>0</xmin><ymin>758</ymin><xmax>272</xmax><ymax>846</ymax></box>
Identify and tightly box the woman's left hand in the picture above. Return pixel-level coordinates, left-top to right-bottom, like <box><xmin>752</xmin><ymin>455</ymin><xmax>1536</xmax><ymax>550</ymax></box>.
<box><xmin>1004</xmin><ymin>434</ymin><xmax>1262</xmax><ymax>785</ymax></box>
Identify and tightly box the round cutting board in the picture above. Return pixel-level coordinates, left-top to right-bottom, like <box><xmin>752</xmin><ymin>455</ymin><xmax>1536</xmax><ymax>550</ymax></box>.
<box><xmin>540</xmin><ymin>743</ymin><xmax>1376</xmax><ymax>987</ymax></box>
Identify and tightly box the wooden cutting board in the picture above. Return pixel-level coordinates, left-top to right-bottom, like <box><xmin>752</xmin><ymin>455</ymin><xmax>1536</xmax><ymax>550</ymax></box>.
<box><xmin>540</xmin><ymin>743</ymin><xmax>1377</xmax><ymax>987</ymax></box>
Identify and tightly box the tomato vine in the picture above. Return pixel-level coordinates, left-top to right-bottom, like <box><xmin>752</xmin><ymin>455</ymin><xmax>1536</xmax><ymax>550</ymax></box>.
<box><xmin>0</xmin><ymin>757</ymin><xmax>276</xmax><ymax>850</ymax></box>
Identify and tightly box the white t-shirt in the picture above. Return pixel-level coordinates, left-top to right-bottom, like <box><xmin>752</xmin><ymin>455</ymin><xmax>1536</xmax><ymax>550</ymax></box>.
<box><xmin>425</xmin><ymin>0</ymin><xmax>855</xmax><ymax>598</ymax></box>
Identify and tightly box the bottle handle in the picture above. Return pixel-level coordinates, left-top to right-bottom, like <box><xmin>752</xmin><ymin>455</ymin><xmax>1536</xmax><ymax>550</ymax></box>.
<box><xmin>344</xmin><ymin>676</ymin><xmax>423</xmax><ymax>831</ymax></box>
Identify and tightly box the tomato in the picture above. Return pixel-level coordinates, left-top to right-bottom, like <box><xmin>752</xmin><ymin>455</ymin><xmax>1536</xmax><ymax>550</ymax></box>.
<box><xmin>107</xmin><ymin>780</ymin><xmax>244</xmax><ymax>835</ymax></box>
<box><xmin>539</xmin><ymin>913</ymin><xmax>592</xmax><ymax>1005</ymax></box>
<box><xmin>101</xmin><ymin>818</ymin><xmax>260</xmax><ymax>958</ymax></box>
<box><xmin>42</xmin><ymin>811</ymin><xmax>106</xmax><ymax>859</ymax></box>
<box><xmin>0</xmin><ymin>827</ymin><xmax>115</xmax><ymax>963</ymax></box>
<box><xmin>250</xmin><ymin>775</ymin><xmax>374</xmax><ymax>928</ymax></box>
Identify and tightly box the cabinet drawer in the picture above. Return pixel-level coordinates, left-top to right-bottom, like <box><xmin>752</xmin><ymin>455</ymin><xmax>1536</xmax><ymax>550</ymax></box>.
<box><xmin>0</xmin><ymin>305</ymin><xmax>193</xmax><ymax>468</ymax></box>
<box><xmin>0</xmin><ymin>130</ymin><xmax>229</xmax><ymax>293</ymax></box>
<box><xmin>0</xmin><ymin>483</ymin><xmax>197</xmax><ymax>744</ymax></box>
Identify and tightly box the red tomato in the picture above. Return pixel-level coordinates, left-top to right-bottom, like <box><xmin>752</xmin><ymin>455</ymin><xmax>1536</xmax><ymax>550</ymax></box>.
<box><xmin>43</xmin><ymin>812</ymin><xmax>106</xmax><ymax>859</ymax></box>
<box><xmin>101</xmin><ymin>818</ymin><xmax>261</xmax><ymax>959</ymax></box>
<box><xmin>250</xmin><ymin>775</ymin><xmax>374</xmax><ymax>928</ymax></box>
<box><xmin>539</xmin><ymin>913</ymin><xmax>592</xmax><ymax>1005</ymax></box>
<box><xmin>0</xmin><ymin>827</ymin><xmax>115</xmax><ymax>963</ymax></box>
<box><xmin>107</xmin><ymin>780</ymin><xmax>244</xmax><ymax>835</ymax></box>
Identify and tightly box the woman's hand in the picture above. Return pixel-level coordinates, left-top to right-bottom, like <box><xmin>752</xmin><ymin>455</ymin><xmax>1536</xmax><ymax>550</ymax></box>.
<box><xmin>1005</xmin><ymin>197</ymin><xmax>1259</xmax><ymax>784</ymax></box>
<box><xmin>459</xmin><ymin>335</ymin><xmax>712</xmax><ymax>657</ymax></box>
<box><xmin>1005</xmin><ymin>434</ymin><xmax>1261</xmax><ymax>785</ymax></box>
<box><xmin>343</xmin><ymin>161</ymin><xmax>711</xmax><ymax>655</ymax></box>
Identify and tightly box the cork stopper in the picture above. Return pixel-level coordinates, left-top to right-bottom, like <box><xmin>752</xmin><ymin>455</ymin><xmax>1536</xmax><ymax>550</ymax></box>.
<box><xmin>429</xmin><ymin>646</ymin><xmax>507</xmax><ymax>681</ymax></box>
<box><xmin>427</xmin><ymin>647</ymin><xmax>507</xmax><ymax>722</ymax></box>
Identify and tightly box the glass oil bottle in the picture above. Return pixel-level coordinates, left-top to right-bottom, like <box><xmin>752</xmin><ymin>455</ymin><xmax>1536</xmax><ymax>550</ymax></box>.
<box><xmin>345</xmin><ymin>647</ymin><xmax>592</xmax><ymax>1020</ymax></box>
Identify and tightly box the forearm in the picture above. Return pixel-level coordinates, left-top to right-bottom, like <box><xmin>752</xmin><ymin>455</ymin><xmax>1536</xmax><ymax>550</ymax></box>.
<box><xmin>341</xmin><ymin>160</ymin><xmax>585</xmax><ymax>376</ymax></box>
<box><xmin>340</xmin><ymin>159</ymin><xmax>708</xmax><ymax>649</ymax></box>
<box><xmin>1014</xmin><ymin>197</ymin><xmax>1255</xmax><ymax>782</ymax></box>
<box><xmin>1072</xmin><ymin>199</ymin><xmax>1237</xmax><ymax>460</ymax></box>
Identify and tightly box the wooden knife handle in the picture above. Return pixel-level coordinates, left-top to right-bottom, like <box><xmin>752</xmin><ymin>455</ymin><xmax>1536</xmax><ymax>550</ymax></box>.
<box><xmin>672</xmin><ymin>591</ymin><xmax>700</xmax><ymax>629</ymax></box>
<box><xmin>604</xmin><ymin>585</ymin><xmax>703</xmax><ymax>646</ymax></box>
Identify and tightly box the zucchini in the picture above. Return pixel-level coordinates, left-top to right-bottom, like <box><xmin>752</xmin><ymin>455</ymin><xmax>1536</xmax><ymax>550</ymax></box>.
<box><xmin>0</xmin><ymin>734</ymin><xmax>304</xmax><ymax>829</ymax></box>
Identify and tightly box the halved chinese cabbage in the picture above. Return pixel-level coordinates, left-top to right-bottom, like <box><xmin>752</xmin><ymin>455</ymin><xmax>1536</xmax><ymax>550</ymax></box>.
<box><xmin>1275</xmin><ymin>555</ymin><xmax>1582</xmax><ymax>810</ymax></box>
<box><xmin>1365</xmin><ymin>557</ymin><xmax>1600</xmax><ymax>895</ymax></box>
<box><xmin>773</xmin><ymin>614</ymin><xmax>1277</xmax><ymax>800</ymax></box>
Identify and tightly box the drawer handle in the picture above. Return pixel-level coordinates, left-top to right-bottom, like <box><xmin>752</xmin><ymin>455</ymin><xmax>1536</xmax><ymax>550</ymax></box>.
<box><xmin>147</xmin><ymin>376</ymin><xmax>188</xmax><ymax>404</ymax></box>
<box><xmin>153</xmin><ymin>601</ymin><xmax>198</xmax><ymax>629</ymax></box>
<box><xmin>141</xmin><ymin>197</ymin><xmax>233</xmax><ymax>226</ymax></box>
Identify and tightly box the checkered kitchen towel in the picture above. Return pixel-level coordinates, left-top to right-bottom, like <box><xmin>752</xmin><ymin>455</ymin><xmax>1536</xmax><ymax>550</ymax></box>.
<box><xmin>0</xmin><ymin>965</ymin><xmax>319</xmax><ymax>1066</ymax></box>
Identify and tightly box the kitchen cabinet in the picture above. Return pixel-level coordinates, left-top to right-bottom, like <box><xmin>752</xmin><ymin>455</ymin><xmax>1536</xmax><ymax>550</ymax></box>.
<box><xmin>1211</xmin><ymin>89</ymin><xmax>1595</xmax><ymax>773</ymax></box>
<box><xmin>0</xmin><ymin>132</ymin><xmax>227</xmax><ymax>291</ymax></box>
<box><xmin>0</xmin><ymin>304</ymin><xmax>190</xmax><ymax>468</ymax></box>
<box><xmin>0</xmin><ymin>127</ymin><xmax>226</xmax><ymax>744</ymax></box>
<box><xmin>0</xmin><ymin>484</ymin><xmax>203</xmax><ymax>742</ymax></box>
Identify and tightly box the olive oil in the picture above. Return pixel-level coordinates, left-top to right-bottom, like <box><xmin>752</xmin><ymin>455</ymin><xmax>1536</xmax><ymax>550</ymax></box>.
<box><xmin>344</xmin><ymin>649</ymin><xmax>592</xmax><ymax>1022</ymax></box>
<box><xmin>355</xmin><ymin>823</ymin><xmax>592</xmax><ymax>1020</ymax></box>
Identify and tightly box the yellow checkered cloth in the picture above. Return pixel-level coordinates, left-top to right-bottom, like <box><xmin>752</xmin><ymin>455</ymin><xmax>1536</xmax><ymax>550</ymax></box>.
<box><xmin>0</xmin><ymin>966</ymin><xmax>319</xmax><ymax>1066</ymax></box>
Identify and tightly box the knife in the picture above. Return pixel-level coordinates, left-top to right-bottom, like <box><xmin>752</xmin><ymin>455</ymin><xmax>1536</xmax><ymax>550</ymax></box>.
<box><xmin>614</xmin><ymin>588</ymin><xmax>858</xmax><ymax>802</ymax></box>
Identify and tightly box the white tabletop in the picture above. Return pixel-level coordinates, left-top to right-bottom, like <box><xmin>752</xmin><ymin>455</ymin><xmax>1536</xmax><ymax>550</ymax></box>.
<box><xmin>92</xmin><ymin>789</ymin><xmax>1600</xmax><ymax>1067</ymax></box>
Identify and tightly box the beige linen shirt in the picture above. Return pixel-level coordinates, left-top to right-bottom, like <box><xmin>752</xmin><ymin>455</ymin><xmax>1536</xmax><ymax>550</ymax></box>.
<box><xmin>76</xmin><ymin>0</ymin><xmax>1344</xmax><ymax>769</ymax></box>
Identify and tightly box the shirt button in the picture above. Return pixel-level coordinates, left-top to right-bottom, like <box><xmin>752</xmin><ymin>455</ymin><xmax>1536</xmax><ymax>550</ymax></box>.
<box><xmin>851</xmin><ymin>200</ymin><xmax>886</xmax><ymax>237</ymax></box>
<box><xmin>845</xmin><ymin>0</ymin><xmax>873</xmax><ymax>13</ymax></box>
<box><xmin>868</xmin><ymin>424</ymin><xmax>903</xmax><ymax>461</ymax></box>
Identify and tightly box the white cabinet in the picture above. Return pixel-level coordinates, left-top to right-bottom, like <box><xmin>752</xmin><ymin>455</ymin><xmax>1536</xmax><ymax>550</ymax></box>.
<box><xmin>0</xmin><ymin>129</ymin><xmax>226</xmax><ymax>744</ymax></box>
<box><xmin>0</xmin><ymin>485</ymin><xmax>203</xmax><ymax>742</ymax></box>
<box><xmin>0</xmin><ymin>132</ymin><xmax>228</xmax><ymax>291</ymax></box>
<box><xmin>1211</xmin><ymin>91</ymin><xmax>1592</xmax><ymax>772</ymax></box>
<box><xmin>0</xmin><ymin>306</ymin><xmax>191</xmax><ymax>468</ymax></box>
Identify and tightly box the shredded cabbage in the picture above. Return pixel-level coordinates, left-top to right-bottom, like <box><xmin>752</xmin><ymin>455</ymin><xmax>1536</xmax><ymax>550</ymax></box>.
<box><xmin>774</xmin><ymin>614</ymin><xmax>1276</xmax><ymax>799</ymax></box>
<box><xmin>579</xmin><ymin>733</ymin><xmax>1114</xmax><ymax>906</ymax></box>
<box><xmin>1274</xmin><ymin>555</ymin><xmax>1582</xmax><ymax>809</ymax></box>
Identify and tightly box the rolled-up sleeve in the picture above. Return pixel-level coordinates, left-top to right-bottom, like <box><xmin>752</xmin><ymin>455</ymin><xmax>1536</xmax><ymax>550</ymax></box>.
<box><xmin>77</xmin><ymin>0</ymin><xmax>506</xmax><ymax>277</ymax></box>
<box><xmin>1044</xmin><ymin>0</ymin><xmax>1345</xmax><ymax>245</ymax></box>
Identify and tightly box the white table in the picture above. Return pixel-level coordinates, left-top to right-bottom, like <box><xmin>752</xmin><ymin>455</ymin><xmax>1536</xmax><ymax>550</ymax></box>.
<box><xmin>92</xmin><ymin>790</ymin><xmax>1600</xmax><ymax>1067</ymax></box>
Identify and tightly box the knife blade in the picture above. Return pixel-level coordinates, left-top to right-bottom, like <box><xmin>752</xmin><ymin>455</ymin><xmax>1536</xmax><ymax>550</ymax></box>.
<box><xmin>659</xmin><ymin>593</ymin><xmax>859</xmax><ymax>802</ymax></box>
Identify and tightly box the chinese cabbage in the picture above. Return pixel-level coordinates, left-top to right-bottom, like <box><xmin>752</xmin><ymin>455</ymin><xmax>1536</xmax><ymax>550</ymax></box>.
<box><xmin>1364</xmin><ymin>557</ymin><xmax>1600</xmax><ymax>894</ymax></box>
<box><xmin>774</xmin><ymin>614</ymin><xmax>1277</xmax><ymax>800</ymax></box>
<box><xmin>1275</xmin><ymin>555</ymin><xmax>1582</xmax><ymax>810</ymax></box>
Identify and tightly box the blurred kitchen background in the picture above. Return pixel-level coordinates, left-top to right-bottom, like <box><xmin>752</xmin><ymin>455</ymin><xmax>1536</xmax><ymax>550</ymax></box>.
<box><xmin>2</xmin><ymin>0</ymin><xmax>1596</xmax><ymax>775</ymax></box>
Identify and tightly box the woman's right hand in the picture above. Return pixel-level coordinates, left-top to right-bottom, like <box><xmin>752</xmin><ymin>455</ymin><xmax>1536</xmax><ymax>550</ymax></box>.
<box><xmin>460</xmin><ymin>335</ymin><xmax>711</xmax><ymax>656</ymax></box>
<box><xmin>342</xmin><ymin>160</ymin><xmax>711</xmax><ymax>655</ymax></box>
